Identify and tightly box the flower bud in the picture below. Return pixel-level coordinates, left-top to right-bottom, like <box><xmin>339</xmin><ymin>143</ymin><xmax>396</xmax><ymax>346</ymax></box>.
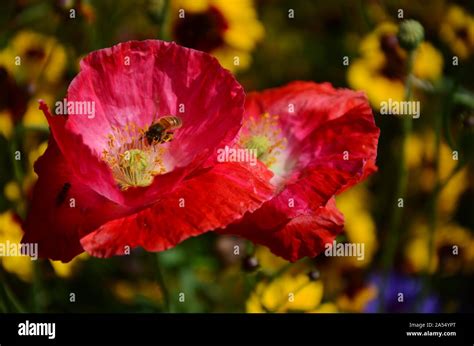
<box><xmin>242</xmin><ymin>255</ymin><xmax>260</xmax><ymax>272</ymax></box>
<box><xmin>397</xmin><ymin>20</ymin><xmax>424</xmax><ymax>51</ymax></box>
<box><xmin>308</xmin><ymin>269</ymin><xmax>321</xmax><ymax>281</ymax></box>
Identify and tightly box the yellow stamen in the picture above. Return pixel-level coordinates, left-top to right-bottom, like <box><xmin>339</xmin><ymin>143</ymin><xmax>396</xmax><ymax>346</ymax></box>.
<box><xmin>102</xmin><ymin>121</ymin><xmax>168</xmax><ymax>190</ymax></box>
<box><xmin>239</xmin><ymin>113</ymin><xmax>287</xmax><ymax>168</ymax></box>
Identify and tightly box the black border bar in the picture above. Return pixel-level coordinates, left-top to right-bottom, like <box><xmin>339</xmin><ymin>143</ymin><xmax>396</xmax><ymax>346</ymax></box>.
<box><xmin>0</xmin><ymin>313</ymin><xmax>472</xmax><ymax>345</ymax></box>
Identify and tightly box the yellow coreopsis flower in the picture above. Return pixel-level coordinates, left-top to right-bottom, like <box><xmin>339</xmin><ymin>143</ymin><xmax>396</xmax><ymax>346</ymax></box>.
<box><xmin>337</xmin><ymin>285</ymin><xmax>378</xmax><ymax>312</ymax></box>
<box><xmin>20</xmin><ymin>141</ymin><xmax>48</xmax><ymax>196</ymax></box>
<box><xmin>0</xmin><ymin>110</ymin><xmax>14</xmax><ymax>139</ymax></box>
<box><xmin>246</xmin><ymin>273</ymin><xmax>326</xmax><ymax>313</ymax></box>
<box><xmin>404</xmin><ymin>221</ymin><xmax>474</xmax><ymax>274</ymax></box>
<box><xmin>22</xmin><ymin>93</ymin><xmax>53</xmax><ymax>128</ymax></box>
<box><xmin>0</xmin><ymin>211</ymin><xmax>33</xmax><ymax>282</ymax></box>
<box><xmin>347</xmin><ymin>22</ymin><xmax>443</xmax><ymax>109</ymax></box>
<box><xmin>0</xmin><ymin>210</ymin><xmax>87</xmax><ymax>280</ymax></box>
<box><xmin>254</xmin><ymin>246</ymin><xmax>288</xmax><ymax>274</ymax></box>
<box><xmin>2</xmin><ymin>31</ymin><xmax>67</xmax><ymax>86</ymax></box>
<box><xmin>3</xmin><ymin>181</ymin><xmax>21</xmax><ymax>202</ymax></box>
<box><xmin>310</xmin><ymin>302</ymin><xmax>338</xmax><ymax>313</ymax></box>
<box><xmin>335</xmin><ymin>185</ymin><xmax>377</xmax><ymax>267</ymax></box>
<box><xmin>405</xmin><ymin>131</ymin><xmax>468</xmax><ymax>217</ymax></box>
<box><xmin>49</xmin><ymin>253</ymin><xmax>88</xmax><ymax>278</ymax></box>
<box><xmin>440</xmin><ymin>5</ymin><xmax>474</xmax><ymax>59</ymax></box>
<box><xmin>169</xmin><ymin>0</ymin><xmax>264</xmax><ymax>72</ymax></box>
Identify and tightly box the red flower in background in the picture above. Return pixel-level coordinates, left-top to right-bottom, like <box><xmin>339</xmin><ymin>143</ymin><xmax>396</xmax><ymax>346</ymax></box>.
<box><xmin>220</xmin><ymin>82</ymin><xmax>380</xmax><ymax>262</ymax></box>
<box><xmin>22</xmin><ymin>40</ymin><xmax>275</xmax><ymax>262</ymax></box>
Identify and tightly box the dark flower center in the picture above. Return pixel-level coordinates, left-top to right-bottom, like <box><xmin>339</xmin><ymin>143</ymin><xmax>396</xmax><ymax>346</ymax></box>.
<box><xmin>379</xmin><ymin>34</ymin><xmax>406</xmax><ymax>80</ymax></box>
<box><xmin>25</xmin><ymin>47</ymin><xmax>46</xmax><ymax>60</ymax></box>
<box><xmin>455</xmin><ymin>27</ymin><xmax>468</xmax><ymax>41</ymax></box>
<box><xmin>437</xmin><ymin>244</ymin><xmax>463</xmax><ymax>272</ymax></box>
<box><xmin>173</xmin><ymin>6</ymin><xmax>228</xmax><ymax>53</ymax></box>
<box><xmin>0</xmin><ymin>67</ymin><xmax>28</xmax><ymax>121</ymax></box>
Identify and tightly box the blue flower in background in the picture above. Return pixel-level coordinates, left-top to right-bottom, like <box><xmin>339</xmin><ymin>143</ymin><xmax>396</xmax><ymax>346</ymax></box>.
<box><xmin>364</xmin><ymin>272</ymin><xmax>440</xmax><ymax>313</ymax></box>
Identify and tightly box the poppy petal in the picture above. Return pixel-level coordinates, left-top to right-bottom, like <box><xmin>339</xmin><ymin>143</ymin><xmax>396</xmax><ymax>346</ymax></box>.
<box><xmin>45</xmin><ymin>40</ymin><xmax>245</xmax><ymax>206</ymax></box>
<box><xmin>222</xmin><ymin>197</ymin><xmax>344</xmax><ymax>262</ymax></box>
<box><xmin>81</xmin><ymin>161</ymin><xmax>275</xmax><ymax>257</ymax></box>
<box><xmin>22</xmin><ymin>138</ymin><xmax>130</xmax><ymax>262</ymax></box>
<box><xmin>221</xmin><ymin>81</ymin><xmax>379</xmax><ymax>261</ymax></box>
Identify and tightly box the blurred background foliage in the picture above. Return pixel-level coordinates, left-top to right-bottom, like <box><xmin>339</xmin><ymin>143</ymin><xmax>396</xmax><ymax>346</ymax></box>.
<box><xmin>0</xmin><ymin>0</ymin><xmax>473</xmax><ymax>313</ymax></box>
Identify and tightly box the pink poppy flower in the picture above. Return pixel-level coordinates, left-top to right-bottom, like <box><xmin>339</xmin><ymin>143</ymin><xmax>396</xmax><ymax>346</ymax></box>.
<box><xmin>220</xmin><ymin>81</ymin><xmax>380</xmax><ymax>262</ymax></box>
<box><xmin>22</xmin><ymin>40</ymin><xmax>275</xmax><ymax>262</ymax></box>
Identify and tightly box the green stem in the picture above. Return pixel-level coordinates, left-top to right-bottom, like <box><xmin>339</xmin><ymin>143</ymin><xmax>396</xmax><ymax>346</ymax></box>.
<box><xmin>16</xmin><ymin>124</ymin><xmax>50</xmax><ymax>135</ymax></box>
<box><xmin>419</xmin><ymin>112</ymin><xmax>441</xmax><ymax>305</ymax></box>
<box><xmin>244</xmin><ymin>269</ymin><xmax>265</xmax><ymax>302</ymax></box>
<box><xmin>358</xmin><ymin>0</ymin><xmax>374</xmax><ymax>30</ymax></box>
<box><xmin>453</xmin><ymin>90</ymin><xmax>474</xmax><ymax>109</ymax></box>
<box><xmin>427</xmin><ymin>100</ymin><xmax>445</xmax><ymax>263</ymax></box>
<box><xmin>31</xmin><ymin>260</ymin><xmax>45</xmax><ymax>312</ymax></box>
<box><xmin>153</xmin><ymin>253</ymin><xmax>171</xmax><ymax>312</ymax></box>
<box><xmin>157</xmin><ymin>0</ymin><xmax>171</xmax><ymax>41</ymax></box>
<box><xmin>420</xmin><ymin>87</ymin><xmax>459</xmax><ymax>305</ymax></box>
<box><xmin>378</xmin><ymin>49</ymin><xmax>416</xmax><ymax>311</ymax></box>
<box><xmin>410</xmin><ymin>77</ymin><xmax>474</xmax><ymax>109</ymax></box>
<box><xmin>0</xmin><ymin>266</ymin><xmax>25</xmax><ymax>312</ymax></box>
<box><xmin>436</xmin><ymin>161</ymin><xmax>465</xmax><ymax>193</ymax></box>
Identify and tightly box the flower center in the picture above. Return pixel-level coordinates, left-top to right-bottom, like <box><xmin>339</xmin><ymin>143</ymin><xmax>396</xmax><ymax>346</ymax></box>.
<box><xmin>455</xmin><ymin>27</ymin><xmax>468</xmax><ymax>41</ymax></box>
<box><xmin>25</xmin><ymin>47</ymin><xmax>46</xmax><ymax>61</ymax></box>
<box><xmin>173</xmin><ymin>6</ymin><xmax>228</xmax><ymax>53</ymax></box>
<box><xmin>246</xmin><ymin>135</ymin><xmax>272</xmax><ymax>159</ymax></box>
<box><xmin>102</xmin><ymin>122</ymin><xmax>169</xmax><ymax>190</ymax></box>
<box><xmin>437</xmin><ymin>244</ymin><xmax>463</xmax><ymax>270</ymax></box>
<box><xmin>0</xmin><ymin>67</ymin><xmax>29</xmax><ymax>119</ymax></box>
<box><xmin>379</xmin><ymin>34</ymin><xmax>406</xmax><ymax>80</ymax></box>
<box><xmin>239</xmin><ymin>113</ymin><xmax>287</xmax><ymax>168</ymax></box>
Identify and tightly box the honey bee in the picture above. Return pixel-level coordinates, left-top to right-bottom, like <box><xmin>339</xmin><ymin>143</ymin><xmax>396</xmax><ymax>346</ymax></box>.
<box><xmin>145</xmin><ymin>116</ymin><xmax>183</xmax><ymax>145</ymax></box>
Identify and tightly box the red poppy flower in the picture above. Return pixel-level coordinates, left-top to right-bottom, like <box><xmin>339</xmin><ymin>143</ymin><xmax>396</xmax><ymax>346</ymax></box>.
<box><xmin>220</xmin><ymin>81</ymin><xmax>380</xmax><ymax>262</ymax></box>
<box><xmin>22</xmin><ymin>40</ymin><xmax>275</xmax><ymax>262</ymax></box>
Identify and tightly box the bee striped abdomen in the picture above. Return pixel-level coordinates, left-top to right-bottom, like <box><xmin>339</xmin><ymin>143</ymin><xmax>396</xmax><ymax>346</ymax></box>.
<box><xmin>145</xmin><ymin>116</ymin><xmax>183</xmax><ymax>145</ymax></box>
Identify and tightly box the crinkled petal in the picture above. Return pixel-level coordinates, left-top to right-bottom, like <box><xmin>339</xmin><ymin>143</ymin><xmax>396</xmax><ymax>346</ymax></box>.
<box><xmin>81</xmin><ymin>161</ymin><xmax>275</xmax><ymax>257</ymax></box>
<box><xmin>222</xmin><ymin>198</ymin><xmax>344</xmax><ymax>262</ymax></box>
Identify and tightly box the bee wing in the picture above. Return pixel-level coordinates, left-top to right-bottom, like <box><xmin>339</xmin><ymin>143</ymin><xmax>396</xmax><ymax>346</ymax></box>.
<box><xmin>151</xmin><ymin>98</ymin><xmax>161</xmax><ymax>124</ymax></box>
